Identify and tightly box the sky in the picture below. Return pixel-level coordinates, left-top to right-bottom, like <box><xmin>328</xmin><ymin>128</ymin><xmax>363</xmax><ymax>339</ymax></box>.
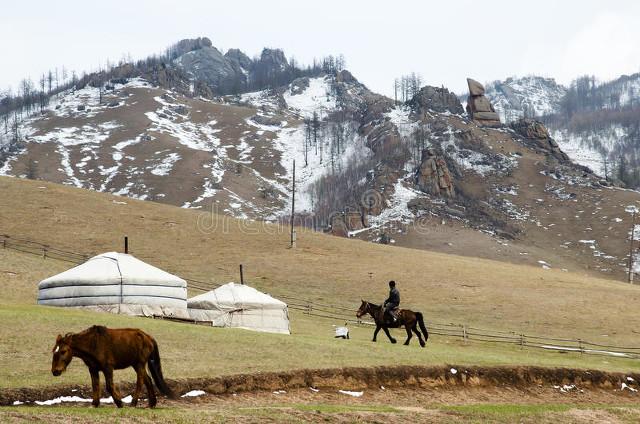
<box><xmin>2</xmin><ymin>0</ymin><xmax>640</xmax><ymax>97</ymax></box>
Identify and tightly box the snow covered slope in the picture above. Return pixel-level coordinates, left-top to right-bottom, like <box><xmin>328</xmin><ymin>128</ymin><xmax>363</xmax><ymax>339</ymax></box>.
<box><xmin>485</xmin><ymin>76</ymin><xmax>566</xmax><ymax>123</ymax></box>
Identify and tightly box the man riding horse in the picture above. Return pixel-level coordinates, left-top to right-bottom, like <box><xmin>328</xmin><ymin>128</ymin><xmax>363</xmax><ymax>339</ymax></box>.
<box><xmin>382</xmin><ymin>280</ymin><xmax>400</xmax><ymax>324</ymax></box>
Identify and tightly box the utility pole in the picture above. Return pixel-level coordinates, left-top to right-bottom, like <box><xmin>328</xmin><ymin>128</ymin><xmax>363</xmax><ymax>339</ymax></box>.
<box><xmin>290</xmin><ymin>160</ymin><xmax>296</xmax><ymax>248</ymax></box>
<box><xmin>628</xmin><ymin>210</ymin><xmax>636</xmax><ymax>284</ymax></box>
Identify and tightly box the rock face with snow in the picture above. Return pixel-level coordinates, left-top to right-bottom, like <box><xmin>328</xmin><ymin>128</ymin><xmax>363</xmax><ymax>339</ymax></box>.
<box><xmin>415</xmin><ymin>149</ymin><xmax>455</xmax><ymax>197</ymax></box>
<box><xmin>510</xmin><ymin>119</ymin><xmax>569</xmax><ymax>162</ymax></box>
<box><xmin>409</xmin><ymin>86</ymin><xmax>464</xmax><ymax>115</ymax></box>
<box><xmin>465</xmin><ymin>78</ymin><xmax>501</xmax><ymax>126</ymax></box>
<box><xmin>485</xmin><ymin>76</ymin><xmax>566</xmax><ymax>123</ymax></box>
<box><xmin>172</xmin><ymin>40</ymin><xmax>291</xmax><ymax>95</ymax></box>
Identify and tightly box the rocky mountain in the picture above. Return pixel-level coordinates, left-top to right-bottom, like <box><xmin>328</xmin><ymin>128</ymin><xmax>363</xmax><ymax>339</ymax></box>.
<box><xmin>485</xmin><ymin>73</ymin><xmax>640</xmax><ymax>184</ymax></box>
<box><xmin>171</xmin><ymin>37</ymin><xmax>292</xmax><ymax>95</ymax></box>
<box><xmin>1</xmin><ymin>40</ymin><xmax>639</xmax><ymax>281</ymax></box>
<box><xmin>484</xmin><ymin>76</ymin><xmax>567</xmax><ymax>123</ymax></box>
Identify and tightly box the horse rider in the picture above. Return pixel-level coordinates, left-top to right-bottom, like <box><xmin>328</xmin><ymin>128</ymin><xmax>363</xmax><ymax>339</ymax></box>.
<box><xmin>383</xmin><ymin>280</ymin><xmax>400</xmax><ymax>323</ymax></box>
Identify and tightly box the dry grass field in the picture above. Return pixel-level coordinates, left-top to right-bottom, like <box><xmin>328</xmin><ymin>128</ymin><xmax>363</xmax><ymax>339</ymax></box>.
<box><xmin>1</xmin><ymin>175</ymin><xmax>640</xmax><ymax>344</ymax></box>
<box><xmin>2</xmin><ymin>176</ymin><xmax>640</xmax><ymax>421</ymax></box>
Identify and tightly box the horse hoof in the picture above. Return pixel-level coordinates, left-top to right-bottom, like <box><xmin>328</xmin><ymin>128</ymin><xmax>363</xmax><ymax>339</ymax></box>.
<box><xmin>92</xmin><ymin>402</ymin><xmax>100</xmax><ymax>408</ymax></box>
<box><xmin>115</xmin><ymin>401</ymin><xmax>123</xmax><ymax>409</ymax></box>
<box><xmin>391</xmin><ymin>339</ymin><xmax>397</xmax><ymax>344</ymax></box>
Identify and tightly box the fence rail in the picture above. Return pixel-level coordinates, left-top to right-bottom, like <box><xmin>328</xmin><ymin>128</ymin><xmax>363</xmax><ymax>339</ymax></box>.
<box><xmin>2</xmin><ymin>233</ymin><xmax>640</xmax><ymax>360</ymax></box>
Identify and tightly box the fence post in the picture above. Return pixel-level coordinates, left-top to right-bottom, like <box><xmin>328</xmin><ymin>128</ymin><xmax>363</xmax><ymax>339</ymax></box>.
<box><xmin>462</xmin><ymin>325</ymin><xmax>467</xmax><ymax>343</ymax></box>
<box><xmin>520</xmin><ymin>334</ymin><xmax>525</xmax><ymax>349</ymax></box>
<box><xmin>578</xmin><ymin>339</ymin><xmax>584</xmax><ymax>354</ymax></box>
<box><xmin>43</xmin><ymin>247</ymin><xmax>47</xmax><ymax>259</ymax></box>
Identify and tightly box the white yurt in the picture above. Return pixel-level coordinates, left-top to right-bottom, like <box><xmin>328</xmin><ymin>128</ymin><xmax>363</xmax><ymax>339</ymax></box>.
<box><xmin>187</xmin><ymin>282</ymin><xmax>290</xmax><ymax>334</ymax></box>
<box><xmin>38</xmin><ymin>252</ymin><xmax>188</xmax><ymax>318</ymax></box>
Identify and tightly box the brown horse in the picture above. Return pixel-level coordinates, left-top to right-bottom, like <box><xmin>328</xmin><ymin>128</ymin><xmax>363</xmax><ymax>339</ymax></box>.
<box><xmin>51</xmin><ymin>325</ymin><xmax>175</xmax><ymax>408</ymax></box>
<box><xmin>356</xmin><ymin>300</ymin><xmax>429</xmax><ymax>347</ymax></box>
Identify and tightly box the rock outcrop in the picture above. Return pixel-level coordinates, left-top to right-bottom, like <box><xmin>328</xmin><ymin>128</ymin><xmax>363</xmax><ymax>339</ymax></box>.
<box><xmin>415</xmin><ymin>149</ymin><xmax>455</xmax><ymax>197</ymax></box>
<box><xmin>409</xmin><ymin>86</ymin><xmax>464</xmax><ymax>115</ymax></box>
<box><xmin>329</xmin><ymin>210</ymin><xmax>368</xmax><ymax>237</ymax></box>
<box><xmin>174</xmin><ymin>44</ymin><xmax>242</xmax><ymax>94</ymax></box>
<box><xmin>172</xmin><ymin>40</ymin><xmax>292</xmax><ymax>95</ymax></box>
<box><xmin>510</xmin><ymin>118</ymin><xmax>569</xmax><ymax>162</ymax></box>
<box><xmin>466</xmin><ymin>78</ymin><xmax>501</xmax><ymax>127</ymax></box>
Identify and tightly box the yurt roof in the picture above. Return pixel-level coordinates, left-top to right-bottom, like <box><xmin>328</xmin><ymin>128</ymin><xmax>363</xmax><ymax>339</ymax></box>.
<box><xmin>38</xmin><ymin>252</ymin><xmax>186</xmax><ymax>289</ymax></box>
<box><xmin>188</xmin><ymin>282</ymin><xmax>286</xmax><ymax>311</ymax></box>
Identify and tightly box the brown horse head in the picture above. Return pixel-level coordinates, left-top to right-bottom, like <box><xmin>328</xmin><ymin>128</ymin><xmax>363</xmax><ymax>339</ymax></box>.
<box><xmin>356</xmin><ymin>300</ymin><xmax>370</xmax><ymax>318</ymax></box>
<box><xmin>51</xmin><ymin>334</ymin><xmax>73</xmax><ymax>376</ymax></box>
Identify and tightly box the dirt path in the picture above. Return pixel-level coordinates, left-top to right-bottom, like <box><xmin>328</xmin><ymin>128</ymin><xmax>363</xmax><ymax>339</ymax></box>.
<box><xmin>3</xmin><ymin>365</ymin><xmax>638</xmax><ymax>406</ymax></box>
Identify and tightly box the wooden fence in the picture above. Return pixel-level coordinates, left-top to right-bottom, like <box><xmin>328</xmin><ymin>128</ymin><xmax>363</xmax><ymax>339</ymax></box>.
<box><xmin>2</xmin><ymin>233</ymin><xmax>640</xmax><ymax>360</ymax></box>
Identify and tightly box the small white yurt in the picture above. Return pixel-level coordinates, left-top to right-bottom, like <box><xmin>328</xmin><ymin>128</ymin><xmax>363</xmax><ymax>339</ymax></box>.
<box><xmin>187</xmin><ymin>282</ymin><xmax>290</xmax><ymax>334</ymax></box>
<box><xmin>38</xmin><ymin>252</ymin><xmax>188</xmax><ymax>318</ymax></box>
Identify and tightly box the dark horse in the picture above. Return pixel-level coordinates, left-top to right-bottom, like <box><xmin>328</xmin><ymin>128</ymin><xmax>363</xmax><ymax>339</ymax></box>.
<box><xmin>51</xmin><ymin>325</ymin><xmax>175</xmax><ymax>408</ymax></box>
<box><xmin>356</xmin><ymin>300</ymin><xmax>429</xmax><ymax>347</ymax></box>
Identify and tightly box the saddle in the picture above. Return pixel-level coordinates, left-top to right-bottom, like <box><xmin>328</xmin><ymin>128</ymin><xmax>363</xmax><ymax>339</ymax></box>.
<box><xmin>379</xmin><ymin>307</ymin><xmax>400</xmax><ymax>324</ymax></box>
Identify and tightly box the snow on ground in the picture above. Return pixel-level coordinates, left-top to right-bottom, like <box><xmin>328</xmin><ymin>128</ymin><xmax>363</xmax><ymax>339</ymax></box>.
<box><xmin>338</xmin><ymin>390</ymin><xmax>363</xmax><ymax>397</ymax></box>
<box><xmin>441</xmin><ymin>127</ymin><xmax>514</xmax><ymax>176</ymax></box>
<box><xmin>274</xmin><ymin>123</ymin><xmax>371</xmax><ymax>213</ymax></box>
<box><xmin>239</xmin><ymin>89</ymin><xmax>281</xmax><ymax>111</ymax></box>
<box><xmin>551</xmin><ymin>126</ymin><xmax>624</xmax><ymax>177</ymax></box>
<box><xmin>485</xmin><ymin>76</ymin><xmax>566</xmax><ymax>123</ymax></box>
<box><xmin>283</xmin><ymin>77</ymin><xmax>336</xmax><ymax>119</ymax></box>
<box><xmin>33</xmin><ymin>395</ymin><xmax>133</xmax><ymax>406</ymax></box>
<box><xmin>366</xmin><ymin>180</ymin><xmax>420</xmax><ymax>229</ymax></box>
<box><xmin>145</xmin><ymin>110</ymin><xmax>220</xmax><ymax>152</ymax></box>
<box><xmin>181</xmin><ymin>390</ymin><xmax>206</xmax><ymax>398</ymax></box>
<box><xmin>385</xmin><ymin>105</ymin><xmax>419</xmax><ymax>138</ymax></box>
<box><xmin>149</xmin><ymin>152</ymin><xmax>181</xmax><ymax>176</ymax></box>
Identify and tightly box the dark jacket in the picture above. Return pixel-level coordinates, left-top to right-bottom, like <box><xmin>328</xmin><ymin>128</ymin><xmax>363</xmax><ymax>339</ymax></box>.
<box><xmin>385</xmin><ymin>287</ymin><xmax>400</xmax><ymax>307</ymax></box>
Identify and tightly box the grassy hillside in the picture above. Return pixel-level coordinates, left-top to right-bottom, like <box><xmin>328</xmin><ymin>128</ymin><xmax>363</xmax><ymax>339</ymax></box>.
<box><xmin>1</xmin><ymin>176</ymin><xmax>640</xmax><ymax>390</ymax></box>
<box><xmin>1</xmin><ymin>247</ymin><xmax>639</xmax><ymax>390</ymax></box>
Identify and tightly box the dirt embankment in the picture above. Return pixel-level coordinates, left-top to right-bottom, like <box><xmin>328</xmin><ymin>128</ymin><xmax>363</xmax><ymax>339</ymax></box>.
<box><xmin>2</xmin><ymin>365</ymin><xmax>639</xmax><ymax>405</ymax></box>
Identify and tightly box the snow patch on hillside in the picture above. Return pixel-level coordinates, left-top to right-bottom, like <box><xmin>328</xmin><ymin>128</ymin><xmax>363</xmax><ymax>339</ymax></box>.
<box><xmin>274</xmin><ymin>123</ymin><xmax>370</xmax><ymax>213</ymax></box>
<box><xmin>386</xmin><ymin>106</ymin><xmax>419</xmax><ymax>138</ymax></box>
<box><xmin>485</xmin><ymin>76</ymin><xmax>566</xmax><ymax>123</ymax></box>
<box><xmin>145</xmin><ymin>110</ymin><xmax>220</xmax><ymax>152</ymax></box>
<box><xmin>283</xmin><ymin>77</ymin><xmax>336</xmax><ymax>118</ymax></box>
<box><xmin>368</xmin><ymin>180</ymin><xmax>420</xmax><ymax>227</ymax></box>
<box><xmin>551</xmin><ymin>126</ymin><xmax>624</xmax><ymax>177</ymax></box>
<box><xmin>149</xmin><ymin>152</ymin><xmax>181</xmax><ymax>176</ymax></box>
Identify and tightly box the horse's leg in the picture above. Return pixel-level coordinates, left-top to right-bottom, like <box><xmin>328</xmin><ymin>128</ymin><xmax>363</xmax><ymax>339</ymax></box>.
<box><xmin>372</xmin><ymin>325</ymin><xmax>381</xmax><ymax>342</ymax></box>
<box><xmin>403</xmin><ymin>324</ymin><xmax>413</xmax><ymax>345</ymax></box>
<box><xmin>104</xmin><ymin>368</ymin><xmax>123</xmax><ymax>408</ymax></box>
<box><xmin>382</xmin><ymin>326</ymin><xmax>397</xmax><ymax>344</ymax></box>
<box><xmin>413</xmin><ymin>323</ymin><xmax>425</xmax><ymax>347</ymax></box>
<box><xmin>89</xmin><ymin>367</ymin><xmax>101</xmax><ymax>407</ymax></box>
<box><xmin>132</xmin><ymin>365</ymin><xmax>145</xmax><ymax>407</ymax></box>
<box><xmin>142</xmin><ymin>369</ymin><xmax>157</xmax><ymax>408</ymax></box>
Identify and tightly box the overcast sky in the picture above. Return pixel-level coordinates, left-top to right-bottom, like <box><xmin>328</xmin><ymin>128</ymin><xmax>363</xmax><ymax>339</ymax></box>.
<box><xmin>2</xmin><ymin>0</ymin><xmax>640</xmax><ymax>96</ymax></box>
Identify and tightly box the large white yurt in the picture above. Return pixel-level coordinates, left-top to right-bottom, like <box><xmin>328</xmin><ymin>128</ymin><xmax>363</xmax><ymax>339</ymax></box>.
<box><xmin>38</xmin><ymin>252</ymin><xmax>188</xmax><ymax>318</ymax></box>
<box><xmin>187</xmin><ymin>282</ymin><xmax>290</xmax><ymax>334</ymax></box>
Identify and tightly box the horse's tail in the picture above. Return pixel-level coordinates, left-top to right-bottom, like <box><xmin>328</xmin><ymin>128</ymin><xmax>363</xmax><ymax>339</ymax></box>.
<box><xmin>416</xmin><ymin>312</ymin><xmax>429</xmax><ymax>343</ymax></box>
<box><xmin>148</xmin><ymin>339</ymin><xmax>176</xmax><ymax>399</ymax></box>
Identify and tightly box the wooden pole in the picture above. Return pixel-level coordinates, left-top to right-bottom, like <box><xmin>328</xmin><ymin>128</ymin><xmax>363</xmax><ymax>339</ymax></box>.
<box><xmin>239</xmin><ymin>264</ymin><xmax>244</xmax><ymax>285</ymax></box>
<box><xmin>124</xmin><ymin>236</ymin><xmax>129</xmax><ymax>254</ymax></box>
<box><xmin>290</xmin><ymin>160</ymin><xmax>296</xmax><ymax>248</ymax></box>
<box><xmin>628</xmin><ymin>211</ymin><xmax>636</xmax><ymax>284</ymax></box>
